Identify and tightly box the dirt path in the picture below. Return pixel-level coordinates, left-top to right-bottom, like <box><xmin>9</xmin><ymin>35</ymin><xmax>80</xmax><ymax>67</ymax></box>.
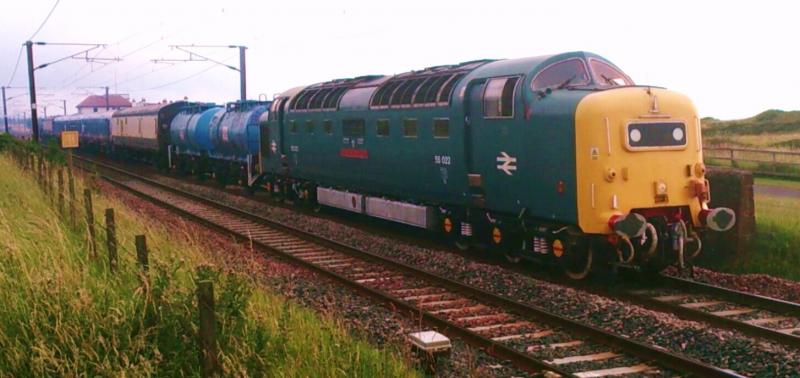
<box><xmin>755</xmin><ymin>184</ymin><xmax>800</xmax><ymax>199</ymax></box>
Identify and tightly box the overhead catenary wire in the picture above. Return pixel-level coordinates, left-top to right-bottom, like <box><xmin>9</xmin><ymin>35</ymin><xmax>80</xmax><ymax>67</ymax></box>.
<box><xmin>6</xmin><ymin>47</ymin><xmax>24</xmax><ymax>86</ymax></box>
<box><xmin>28</xmin><ymin>0</ymin><xmax>61</xmax><ymax>40</ymax></box>
<box><xmin>125</xmin><ymin>62</ymin><xmax>225</xmax><ymax>93</ymax></box>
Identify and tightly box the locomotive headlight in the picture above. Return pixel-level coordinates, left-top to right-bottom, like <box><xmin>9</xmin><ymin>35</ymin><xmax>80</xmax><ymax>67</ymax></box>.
<box><xmin>629</xmin><ymin>128</ymin><xmax>642</xmax><ymax>143</ymax></box>
<box><xmin>672</xmin><ymin>127</ymin><xmax>684</xmax><ymax>141</ymax></box>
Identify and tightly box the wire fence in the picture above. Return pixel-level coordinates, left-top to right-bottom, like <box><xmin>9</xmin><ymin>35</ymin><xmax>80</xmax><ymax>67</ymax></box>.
<box><xmin>5</xmin><ymin>148</ymin><xmax>221</xmax><ymax>377</ymax></box>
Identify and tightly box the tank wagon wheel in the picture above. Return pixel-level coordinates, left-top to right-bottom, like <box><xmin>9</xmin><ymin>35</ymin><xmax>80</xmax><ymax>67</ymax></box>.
<box><xmin>560</xmin><ymin>240</ymin><xmax>594</xmax><ymax>280</ymax></box>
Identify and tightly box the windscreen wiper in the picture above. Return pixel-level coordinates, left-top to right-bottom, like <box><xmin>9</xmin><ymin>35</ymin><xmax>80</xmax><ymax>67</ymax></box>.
<box><xmin>556</xmin><ymin>74</ymin><xmax>577</xmax><ymax>90</ymax></box>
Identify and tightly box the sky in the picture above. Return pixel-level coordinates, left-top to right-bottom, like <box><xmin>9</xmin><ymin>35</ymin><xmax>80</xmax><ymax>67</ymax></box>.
<box><xmin>1</xmin><ymin>0</ymin><xmax>798</xmax><ymax>120</ymax></box>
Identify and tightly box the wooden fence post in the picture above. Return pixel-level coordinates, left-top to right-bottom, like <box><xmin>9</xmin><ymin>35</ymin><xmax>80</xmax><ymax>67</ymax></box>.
<box><xmin>135</xmin><ymin>235</ymin><xmax>149</xmax><ymax>273</ymax></box>
<box><xmin>84</xmin><ymin>189</ymin><xmax>96</xmax><ymax>259</ymax></box>
<box><xmin>105</xmin><ymin>208</ymin><xmax>117</xmax><ymax>272</ymax></box>
<box><xmin>58</xmin><ymin>168</ymin><xmax>65</xmax><ymax>216</ymax></box>
<box><xmin>37</xmin><ymin>155</ymin><xmax>44</xmax><ymax>187</ymax></box>
<box><xmin>198</xmin><ymin>278</ymin><xmax>220</xmax><ymax>377</ymax></box>
<box><xmin>68</xmin><ymin>168</ymin><xmax>76</xmax><ymax>226</ymax></box>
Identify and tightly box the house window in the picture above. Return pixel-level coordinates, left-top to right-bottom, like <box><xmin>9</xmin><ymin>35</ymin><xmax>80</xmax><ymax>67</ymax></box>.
<box><xmin>93</xmin><ymin>107</ymin><xmax>98</xmax><ymax>112</ymax></box>
<box><xmin>433</xmin><ymin>119</ymin><xmax>449</xmax><ymax>138</ymax></box>
<box><xmin>483</xmin><ymin>76</ymin><xmax>519</xmax><ymax>118</ymax></box>
<box><xmin>376</xmin><ymin>119</ymin><xmax>390</xmax><ymax>137</ymax></box>
<box><xmin>403</xmin><ymin>119</ymin><xmax>418</xmax><ymax>138</ymax></box>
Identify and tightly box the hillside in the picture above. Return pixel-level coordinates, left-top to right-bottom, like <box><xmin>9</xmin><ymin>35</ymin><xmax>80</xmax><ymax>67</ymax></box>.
<box><xmin>703</xmin><ymin>110</ymin><xmax>800</xmax><ymax>149</ymax></box>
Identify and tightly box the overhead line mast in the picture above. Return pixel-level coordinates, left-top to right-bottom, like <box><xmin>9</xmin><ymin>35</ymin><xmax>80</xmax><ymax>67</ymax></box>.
<box><xmin>152</xmin><ymin>44</ymin><xmax>247</xmax><ymax>101</ymax></box>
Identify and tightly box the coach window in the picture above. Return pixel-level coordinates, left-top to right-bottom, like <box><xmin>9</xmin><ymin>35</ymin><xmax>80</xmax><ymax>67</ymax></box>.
<box><xmin>433</xmin><ymin>118</ymin><xmax>450</xmax><ymax>138</ymax></box>
<box><xmin>305</xmin><ymin>120</ymin><xmax>315</xmax><ymax>134</ymax></box>
<box><xmin>531</xmin><ymin>58</ymin><xmax>590</xmax><ymax>91</ymax></box>
<box><xmin>403</xmin><ymin>119</ymin><xmax>418</xmax><ymax>138</ymax></box>
<box><xmin>376</xmin><ymin>119</ymin><xmax>390</xmax><ymax>137</ymax></box>
<box><xmin>483</xmin><ymin>76</ymin><xmax>519</xmax><ymax>118</ymax></box>
<box><xmin>289</xmin><ymin>120</ymin><xmax>298</xmax><ymax>134</ymax></box>
<box><xmin>323</xmin><ymin>119</ymin><xmax>333</xmax><ymax>135</ymax></box>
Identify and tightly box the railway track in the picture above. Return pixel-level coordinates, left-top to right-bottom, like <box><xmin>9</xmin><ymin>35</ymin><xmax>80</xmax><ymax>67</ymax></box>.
<box><xmin>74</xmin><ymin>155</ymin><xmax>742</xmax><ymax>378</ymax></box>
<box><xmin>617</xmin><ymin>274</ymin><xmax>800</xmax><ymax>349</ymax></box>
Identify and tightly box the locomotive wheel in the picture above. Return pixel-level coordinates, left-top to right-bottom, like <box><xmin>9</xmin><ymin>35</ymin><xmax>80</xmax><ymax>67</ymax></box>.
<box><xmin>454</xmin><ymin>239</ymin><xmax>471</xmax><ymax>252</ymax></box>
<box><xmin>560</xmin><ymin>243</ymin><xmax>594</xmax><ymax>280</ymax></box>
<box><xmin>504</xmin><ymin>249</ymin><xmax>522</xmax><ymax>264</ymax></box>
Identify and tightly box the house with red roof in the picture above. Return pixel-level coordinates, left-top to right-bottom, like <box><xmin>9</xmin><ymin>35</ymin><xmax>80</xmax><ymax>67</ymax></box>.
<box><xmin>76</xmin><ymin>94</ymin><xmax>132</xmax><ymax>114</ymax></box>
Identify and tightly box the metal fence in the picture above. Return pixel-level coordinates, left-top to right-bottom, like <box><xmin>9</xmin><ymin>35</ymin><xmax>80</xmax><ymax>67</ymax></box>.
<box><xmin>704</xmin><ymin>146</ymin><xmax>800</xmax><ymax>178</ymax></box>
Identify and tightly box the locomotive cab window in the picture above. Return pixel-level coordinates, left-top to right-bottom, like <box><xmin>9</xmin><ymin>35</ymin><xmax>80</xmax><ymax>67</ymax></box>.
<box><xmin>403</xmin><ymin>119</ymin><xmax>418</xmax><ymax>138</ymax></box>
<box><xmin>483</xmin><ymin>77</ymin><xmax>519</xmax><ymax>118</ymax></box>
<box><xmin>589</xmin><ymin>59</ymin><xmax>634</xmax><ymax>87</ymax></box>
<box><xmin>531</xmin><ymin>58</ymin><xmax>590</xmax><ymax>91</ymax></box>
<box><xmin>376</xmin><ymin>119</ymin><xmax>390</xmax><ymax>137</ymax></box>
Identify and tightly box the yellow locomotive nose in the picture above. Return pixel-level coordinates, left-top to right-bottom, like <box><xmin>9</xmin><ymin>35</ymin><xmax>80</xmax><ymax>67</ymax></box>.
<box><xmin>573</xmin><ymin>87</ymin><xmax>708</xmax><ymax>235</ymax></box>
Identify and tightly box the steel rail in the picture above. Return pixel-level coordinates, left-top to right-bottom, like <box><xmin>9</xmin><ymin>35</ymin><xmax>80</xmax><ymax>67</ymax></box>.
<box><xmin>74</xmin><ymin>155</ymin><xmax>743</xmax><ymax>378</ymax></box>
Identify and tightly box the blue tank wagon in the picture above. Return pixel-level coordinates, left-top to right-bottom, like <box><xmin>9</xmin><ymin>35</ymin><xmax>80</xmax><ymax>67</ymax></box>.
<box><xmin>168</xmin><ymin>103</ymin><xmax>222</xmax><ymax>175</ymax></box>
<box><xmin>261</xmin><ymin>51</ymin><xmax>736</xmax><ymax>278</ymax></box>
<box><xmin>206</xmin><ymin>101</ymin><xmax>270</xmax><ymax>187</ymax></box>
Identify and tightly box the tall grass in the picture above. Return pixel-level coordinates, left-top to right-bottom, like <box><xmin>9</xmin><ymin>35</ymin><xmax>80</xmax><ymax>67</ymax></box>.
<box><xmin>0</xmin><ymin>152</ymin><xmax>418</xmax><ymax>377</ymax></box>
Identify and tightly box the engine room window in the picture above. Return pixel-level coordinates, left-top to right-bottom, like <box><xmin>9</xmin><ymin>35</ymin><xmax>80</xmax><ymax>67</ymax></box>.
<box><xmin>376</xmin><ymin>119</ymin><xmax>390</xmax><ymax>137</ymax></box>
<box><xmin>438</xmin><ymin>73</ymin><xmax>465</xmax><ymax>104</ymax></box>
<box><xmin>483</xmin><ymin>77</ymin><xmax>519</xmax><ymax>118</ymax></box>
<box><xmin>403</xmin><ymin>119</ymin><xmax>418</xmax><ymax>138</ymax></box>
<box><xmin>433</xmin><ymin>119</ymin><xmax>450</xmax><ymax>138</ymax></box>
<box><xmin>590</xmin><ymin>59</ymin><xmax>634</xmax><ymax>87</ymax></box>
<box><xmin>289</xmin><ymin>120</ymin><xmax>298</xmax><ymax>134</ymax></box>
<box><xmin>531</xmin><ymin>58</ymin><xmax>590</xmax><ymax>91</ymax></box>
<box><xmin>305</xmin><ymin>120</ymin><xmax>315</xmax><ymax>134</ymax></box>
<box><xmin>323</xmin><ymin>119</ymin><xmax>333</xmax><ymax>134</ymax></box>
<box><xmin>343</xmin><ymin>119</ymin><xmax>365</xmax><ymax>137</ymax></box>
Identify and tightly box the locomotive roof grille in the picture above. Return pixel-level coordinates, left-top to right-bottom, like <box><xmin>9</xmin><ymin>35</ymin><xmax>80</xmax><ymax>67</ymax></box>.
<box><xmin>370</xmin><ymin>71</ymin><xmax>467</xmax><ymax>109</ymax></box>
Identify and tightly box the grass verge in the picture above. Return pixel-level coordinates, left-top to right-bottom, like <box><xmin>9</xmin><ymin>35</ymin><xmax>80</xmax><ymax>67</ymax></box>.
<box><xmin>0</xmin><ymin>151</ymin><xmax>418</xmax><ymax>377</ymax></box>
<box><xmin>721</xmin><ymin>194</ymin><xmax>800</xmax><ymax>281</ymax></box>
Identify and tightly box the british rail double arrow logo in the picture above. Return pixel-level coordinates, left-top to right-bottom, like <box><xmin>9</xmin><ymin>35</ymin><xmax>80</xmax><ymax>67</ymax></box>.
<box><xmin>496</xmin><ymin>151</ymin><xmax>517</xmax><ymax>176</ymax></box>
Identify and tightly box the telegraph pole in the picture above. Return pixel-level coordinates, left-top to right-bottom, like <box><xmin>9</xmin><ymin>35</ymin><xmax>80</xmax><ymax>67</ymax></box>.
<box><xmin>26</xmin><ymin>41</ymin><xmax>40</xmax><ymax>142</ymax></box>
<box><xmin>2</xmin><ymin>87</ymin><xmax>8</xmax><ymax>134</ymax></box>
<box><xmin>105</xmin><ymin>86</ymin><xmax>109</xmax><ymax>111</ymax></box>
<box><xmin>238</xmin><ymin>46</ymin><xmax>247</xmax><ymax>102</ymax></box>
<box><xmin>62</xmin><ymin>100</ymin><xmax>67</xmax><ymax>115</ymax></box>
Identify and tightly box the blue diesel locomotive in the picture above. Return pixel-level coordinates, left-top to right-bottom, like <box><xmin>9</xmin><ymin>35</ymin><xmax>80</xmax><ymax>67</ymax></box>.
<box><xmin>260</xmin><ymin>51</ymin><xmax>736</xmax><ymax>278</ymax></box>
